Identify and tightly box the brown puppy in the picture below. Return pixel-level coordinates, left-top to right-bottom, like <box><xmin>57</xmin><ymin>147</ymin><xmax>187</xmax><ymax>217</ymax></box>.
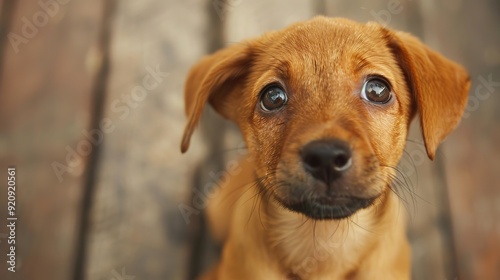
<box><xmin>181</xmin><ymin>17</ymin><xmax>470</xmax><ymax>280</ymax></box>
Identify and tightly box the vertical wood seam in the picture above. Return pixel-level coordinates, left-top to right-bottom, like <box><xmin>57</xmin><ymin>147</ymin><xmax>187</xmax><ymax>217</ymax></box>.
<box><xmin>72</xmin><ymin>1</ymin><xmax>117</xmax><ymax>279</ymax></box>
<box><xmin>0</xmin><ymin>1</ymin><xmax>18</xmax><ymax>90</ymax></box>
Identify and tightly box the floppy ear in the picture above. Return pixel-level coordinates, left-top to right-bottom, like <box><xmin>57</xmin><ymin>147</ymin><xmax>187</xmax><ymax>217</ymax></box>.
<box><xmin>385</xmin><ymin>30</ymin><xmax>470</xmax><ymax>159</ymax></box>
<box><xmin>180</xmin><ymin>43</ymin><xmax>252</xmax><ymax>153</ymax></box>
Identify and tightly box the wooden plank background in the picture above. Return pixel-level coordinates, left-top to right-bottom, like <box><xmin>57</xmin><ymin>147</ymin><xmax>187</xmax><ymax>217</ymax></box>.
<box><xmin>0</xmin><ymin>0</ymin><xmax>498</xmax><ymax>279</ymax></box>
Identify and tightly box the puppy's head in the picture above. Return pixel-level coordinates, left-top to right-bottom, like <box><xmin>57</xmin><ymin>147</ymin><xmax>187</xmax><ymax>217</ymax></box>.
<box><xmin>181</xmin><ymin>17</ymin><xmax>470</xmax><ymax>220</ymax></box>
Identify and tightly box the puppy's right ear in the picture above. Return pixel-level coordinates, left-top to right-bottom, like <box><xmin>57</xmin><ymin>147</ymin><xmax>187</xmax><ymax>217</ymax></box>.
<box><xmin>181</xmin><ymin>43</ymin><xmax>252</xmax><ymax>153</ymax></box>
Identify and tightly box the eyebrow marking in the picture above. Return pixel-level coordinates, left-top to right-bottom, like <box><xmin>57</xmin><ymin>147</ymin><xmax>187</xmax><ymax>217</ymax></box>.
<box><xmin>354</xmin><ymin>55</ymin><xmax>374</xmax><ymax>74</ymax></box>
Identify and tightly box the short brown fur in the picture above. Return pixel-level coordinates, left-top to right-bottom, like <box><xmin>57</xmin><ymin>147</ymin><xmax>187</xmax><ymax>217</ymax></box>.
<box><xmin>181</xmin><ymin>17</ymin><xmax>470</xmax><ymax>279</ymax></box>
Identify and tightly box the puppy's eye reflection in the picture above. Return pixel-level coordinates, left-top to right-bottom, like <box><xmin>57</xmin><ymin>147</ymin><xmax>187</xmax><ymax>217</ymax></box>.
<box><xmin>260</xmin><ymin>85</ymin><xmax>288</xmax><ymax>112</ymax></box>
<box><xmin>362</xmin><ymin>78</ymin><xmax>392</xmax><ymax>104</ymax></box>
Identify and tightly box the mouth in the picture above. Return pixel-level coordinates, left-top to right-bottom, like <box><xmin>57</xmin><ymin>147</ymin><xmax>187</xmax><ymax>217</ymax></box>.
<box><xmin>279</xmin><ymin>195</ymin><xmax>377</xmax><ymax>220</ymax></box>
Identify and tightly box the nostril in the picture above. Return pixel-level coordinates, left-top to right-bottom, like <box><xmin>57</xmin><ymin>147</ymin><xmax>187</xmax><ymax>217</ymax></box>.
<box><xmin>304</xmin><ymin>154</ymin><xmax>322</xmax><ymax>169</ymax></box>
<box><xmin>332</xmin><ymin>153</ymin><xmax>352</xmax><ymax>171</ymax></box>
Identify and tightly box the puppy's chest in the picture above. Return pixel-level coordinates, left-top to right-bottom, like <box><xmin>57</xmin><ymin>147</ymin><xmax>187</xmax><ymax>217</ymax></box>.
<box><xmin>267</xmin><ymin>214</ymin><xmax>372</xmax><ymax>278</ymax></box>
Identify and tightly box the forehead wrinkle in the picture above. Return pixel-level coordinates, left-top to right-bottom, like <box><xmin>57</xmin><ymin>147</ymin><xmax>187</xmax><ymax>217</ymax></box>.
<box><xmin>254</xmin><ymin>47</ymin><xmax>290</xmax><ymax>78</ymax></box>
<box><xmin>266</xmin><ymin>25</ymin><xmax>365</xmax><ymax>78</ymax></box>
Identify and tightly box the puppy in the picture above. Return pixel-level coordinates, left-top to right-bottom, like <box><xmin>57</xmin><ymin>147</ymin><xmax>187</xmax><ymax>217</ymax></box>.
<box><xmin>181</xmin><ymin>17</ymin><xmax>470</xmax><ymax>280</ymax></box>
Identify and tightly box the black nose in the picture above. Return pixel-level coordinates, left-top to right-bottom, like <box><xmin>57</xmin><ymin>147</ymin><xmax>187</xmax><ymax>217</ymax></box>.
<box><xmin>300</xmin><ymin>139</ymin><xmax>352</xmax><ymax>183</ymax></box>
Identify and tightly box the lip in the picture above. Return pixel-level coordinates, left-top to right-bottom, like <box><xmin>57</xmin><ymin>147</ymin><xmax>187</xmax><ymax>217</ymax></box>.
<box><xmin>280</xmin><ymin>196</ymin><xmax>376</xmax><ymax>220</ymax></box>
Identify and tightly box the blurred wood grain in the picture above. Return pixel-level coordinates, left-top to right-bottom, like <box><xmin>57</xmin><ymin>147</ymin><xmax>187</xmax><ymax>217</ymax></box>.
<box><xmin>438</xmin><ymin>0</ymin><xmax>500</xmax><ymax>278</ymax></box>
<box><xmin>84</xmin><ymin>1</ymin><xmax>211</xmax><ymax>279</ymax></box>
<box><xmin>0</xmin><ymin>0</ymin><xmax>106</xmax><ymax>280</ymax></box>
<box><xmin>0</xmin><ymin>0</ymin><xmax>498</xmax><ymax>280</ymax></box>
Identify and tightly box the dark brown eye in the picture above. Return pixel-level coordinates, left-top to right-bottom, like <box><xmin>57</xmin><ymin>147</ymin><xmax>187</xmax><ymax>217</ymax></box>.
<box><xmin>362</xmin><ymin>78</ymin><xmax>392</xmax><ymax>104</ymax></box>
<box><xmin>260</xmin><ymin>85</ymin><xmax>288</xmax><ymax>111</ymax></box>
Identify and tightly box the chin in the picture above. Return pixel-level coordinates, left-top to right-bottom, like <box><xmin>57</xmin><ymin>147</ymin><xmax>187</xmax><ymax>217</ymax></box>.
<box><xmin>280</xmin><ymin>195</ymin><xmax>377</xmax><ymax>220</ymax></box>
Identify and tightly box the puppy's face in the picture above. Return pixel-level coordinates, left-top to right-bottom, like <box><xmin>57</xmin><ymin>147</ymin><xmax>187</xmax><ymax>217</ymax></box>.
<box><xmin>182</xmin><ymin>17</ymin><xmax>470</xmax><ymax>220</ymax></box>
<box><xmin>233</xmin><ymin>21</ymin><xmax>413</xmax><ymax>219</ymax></box>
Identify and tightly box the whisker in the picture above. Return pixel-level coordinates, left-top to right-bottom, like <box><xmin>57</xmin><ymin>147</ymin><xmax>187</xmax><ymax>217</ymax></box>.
<box><xmin>348</xmin><ymin>215</ymin><xmax>374</xmax><ymax>234</ymax></box>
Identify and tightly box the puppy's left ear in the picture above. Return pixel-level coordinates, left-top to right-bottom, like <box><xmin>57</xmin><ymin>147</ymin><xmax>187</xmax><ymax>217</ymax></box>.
<box><xmin>384</xmin><ymin>29</ymin><xmax>470</xmax><ymax>160</ymax></box>
<box><xmin>180</xmin><ymin>43</ymin><xmax>252</xmax><ymax>153</ymax></box>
